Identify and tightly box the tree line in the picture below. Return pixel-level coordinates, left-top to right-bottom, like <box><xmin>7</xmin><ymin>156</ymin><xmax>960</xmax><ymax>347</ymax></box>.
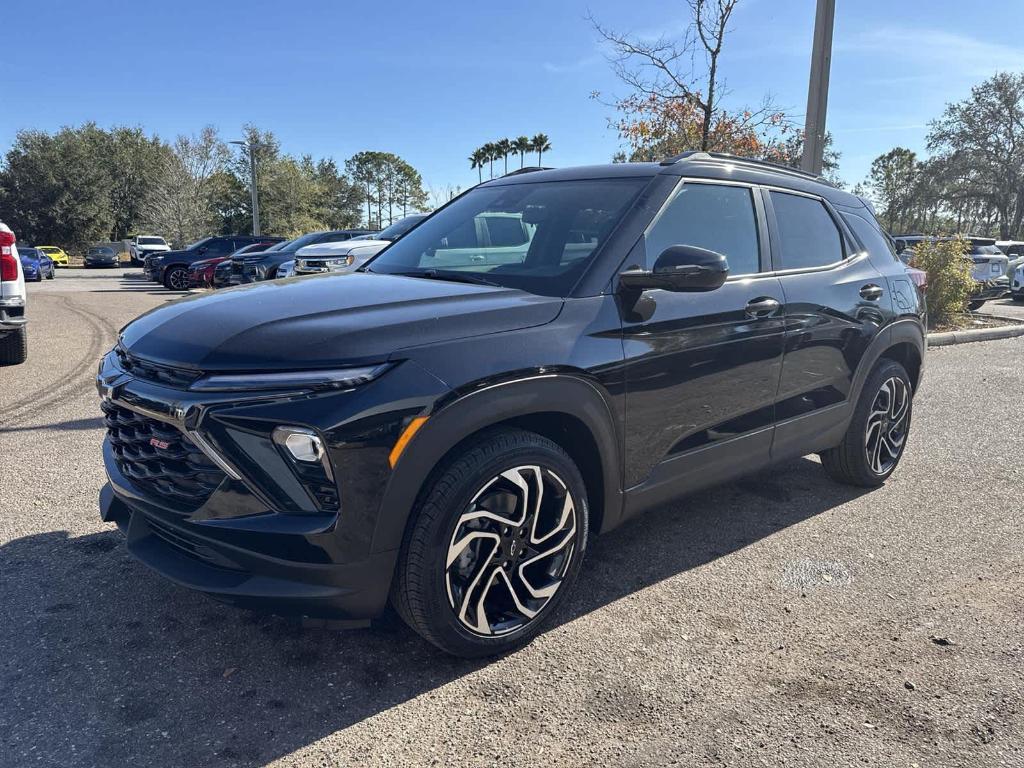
<box><xmin>468</xmin><ymin>135</ymin><xmax>552</xmax><ymax>181</ymax></box>
<box><xmin>859</xmin><ymin>72</ymin><xmax>1024</xmax><ymax>240</ymax></box>
<box><xmin>0</xmin><ymin>124</ymin><xmax>429</xmax><ymax>252</ymax></box>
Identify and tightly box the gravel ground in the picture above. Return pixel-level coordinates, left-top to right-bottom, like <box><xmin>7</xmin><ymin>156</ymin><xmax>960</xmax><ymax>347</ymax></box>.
<box><xmin>1</xmin><ymin>269</ymin><xmax>1022</xmax><ymax>768</ymax></box>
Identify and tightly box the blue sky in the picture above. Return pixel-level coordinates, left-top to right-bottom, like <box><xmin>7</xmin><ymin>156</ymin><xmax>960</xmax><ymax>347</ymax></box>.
<box><xmin>3</xmin><ymin>0</ymin><xmax>1023</xmax><ymax>194</ymax></box>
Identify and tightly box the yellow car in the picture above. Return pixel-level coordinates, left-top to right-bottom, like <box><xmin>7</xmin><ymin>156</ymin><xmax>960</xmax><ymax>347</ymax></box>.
<box><xmin>37</xmin><ymin>246</ymin><xmax>70</xmax><ymax>266</ymax></box>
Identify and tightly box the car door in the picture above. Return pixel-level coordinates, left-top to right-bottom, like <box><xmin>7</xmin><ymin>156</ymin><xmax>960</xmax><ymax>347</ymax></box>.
<box><xmin>621</xmin><ymin>179</ymin><xmax>787</xmax><ymax>515</ymax></box>
<box><xmin>764</xmin><ymin>188</ymin><xmax>890</xmax><ymax>462</ymax></box>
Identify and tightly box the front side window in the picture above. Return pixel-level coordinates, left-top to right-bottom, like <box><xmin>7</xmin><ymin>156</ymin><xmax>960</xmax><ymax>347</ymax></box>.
<box><xmin>770</xmin><ymin>191</ymin><xmax>844</xmax><ymax>270</ymax></box>
<box><xmin>645</xmin><ymin>182</ymin><xmax>761</xmax><ymax>276</ymax></box>
<box><xmin>366</xmin><ymin>179</ymin><xmax>647</xmax><ymax>297</ymax></box>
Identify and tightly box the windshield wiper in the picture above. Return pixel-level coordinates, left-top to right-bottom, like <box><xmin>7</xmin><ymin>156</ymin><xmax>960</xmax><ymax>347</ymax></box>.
<box><xmin>391</xmin><ymin>269</ymin><xmax>502</xmax><ymax>287</ymax></box>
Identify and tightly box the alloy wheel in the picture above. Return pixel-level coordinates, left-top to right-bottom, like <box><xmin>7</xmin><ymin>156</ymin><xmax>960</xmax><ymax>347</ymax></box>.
<box><xmin>864</xmin><ymin>376</ymin><xmax>910</xmax><ymax>475</ymax></box>
<box><xmin>445</xmin><ymin>465</ymin><xmax>578</xmax><ymax>637</ymax></box>
<box><xmin>168</xmin><ymin>268</ymin><xmax>189</xmax><ymax>290</ymax></box>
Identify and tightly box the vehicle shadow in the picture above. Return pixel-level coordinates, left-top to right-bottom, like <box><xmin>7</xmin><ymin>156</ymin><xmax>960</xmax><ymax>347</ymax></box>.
<box><xmin>0</xmin><ymin>457</ymin><xmax>870</xmax><ymax>767</ymax></box>
<box><xmin>0</xmin><ymin>416</ymin><xmax>105</xmax><ymax>434</ymax></box>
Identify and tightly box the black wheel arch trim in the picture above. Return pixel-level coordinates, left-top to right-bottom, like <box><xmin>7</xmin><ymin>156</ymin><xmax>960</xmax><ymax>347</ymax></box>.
<box><xmin>850</xmin><ymin>318</ymin><xmax>925</xmax><ymax>406</ymax></box>
<box><xmin>369</xmin><ymin>373</ymin><xmax>623</xmax><ymax>554</ymax></box>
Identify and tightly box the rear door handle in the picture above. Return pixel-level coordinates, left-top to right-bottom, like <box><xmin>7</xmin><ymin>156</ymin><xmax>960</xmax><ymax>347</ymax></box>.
<box><xmin>745</xmin><ymin>297</ymin><xmax>781</xmax><ymax>319</ymax></box>
<box><xmin>860</xmin><ymin>284</ymin><xmax>884</xmax><ymax>301</ymax></box>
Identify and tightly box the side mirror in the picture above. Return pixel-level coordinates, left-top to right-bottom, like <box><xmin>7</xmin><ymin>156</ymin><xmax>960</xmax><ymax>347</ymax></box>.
<box><xmin>619</xmin><ymin>244</ymin><xmax>729</xmax><ymax>292</ymax></box>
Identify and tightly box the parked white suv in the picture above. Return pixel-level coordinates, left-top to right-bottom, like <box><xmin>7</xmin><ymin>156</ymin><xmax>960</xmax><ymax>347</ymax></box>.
<box><xmin>130</xmin><ymin>235</ymin><xmax>170</xmax><ymax>265</ymax></box>
<box><xmin>0</xmin><ymin>221</ymin><xmax>28</xmax><ymax>364</ymax></box>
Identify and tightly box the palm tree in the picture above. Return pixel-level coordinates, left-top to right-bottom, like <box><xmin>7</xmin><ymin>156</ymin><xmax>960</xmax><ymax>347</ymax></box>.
<box><xmin>514</xmin><ymin>136</ymin><xmax>532</xmax><ymax>168</ymax></box>
<box><xmin>496</xmin><ymin>138</ymin><xmax>513</xmax><ymax>175</ymax></box>
<box><xmin>481</xmin><ymin>142</ymin><xmax>497</xmax><ymax>179</ymax></box>
<box><xmin>469</xmin><ymin>149</ymin><xmax>484</xmax><ymax>183</ymax></box>
<box><xmin>532</xmin><ymin>133</ymin><xmax>552</xmax><ymax>166</ymax></box>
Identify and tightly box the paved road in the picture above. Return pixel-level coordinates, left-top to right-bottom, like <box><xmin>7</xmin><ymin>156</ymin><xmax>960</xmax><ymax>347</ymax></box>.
<box><xmin>983</xmin><ymin>296</ymin><xmax>1024</xmax><ymax>323</ymax></box>
<box><xmin>1</xmin><ymin>270</ymin><xmax>1022</xmax><ymax>767</ymax></box>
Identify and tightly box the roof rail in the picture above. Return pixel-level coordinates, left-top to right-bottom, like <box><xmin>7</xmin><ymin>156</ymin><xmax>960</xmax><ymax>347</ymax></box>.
<box><xmin>661</xmin><ymin>150</ymin><xmax>833</xmax><ymax>186</ymax></box>
<box><xmin>502</xmin><ymin>166</ymin><xmax>554</xmax><ymax>177</ymax></box>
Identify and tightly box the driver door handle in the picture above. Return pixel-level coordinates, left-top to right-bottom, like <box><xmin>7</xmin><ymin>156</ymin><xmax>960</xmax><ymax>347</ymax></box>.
<box><xmin>745</xmin><ymin>297</ymin><xmax>781</xmax><ymax>319</ymax></box>
<box><xmin>860</xmin><ymin>284</ymin><xmax>884</xmax><ymax>301</ymax></box>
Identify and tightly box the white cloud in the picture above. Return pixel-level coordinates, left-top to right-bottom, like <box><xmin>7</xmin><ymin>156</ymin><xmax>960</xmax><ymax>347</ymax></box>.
<box><xmin>542</xmin><ymin>56</ymin><xmax>602</xmax><ymax>74</ymax></box>
<box><xmin>837</xmin><ymin>27</ymin><xmax>1024</xmax><ymax>79</ymax></box>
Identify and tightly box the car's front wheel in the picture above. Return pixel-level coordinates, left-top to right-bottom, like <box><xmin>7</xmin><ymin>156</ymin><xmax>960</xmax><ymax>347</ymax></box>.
<box><xmin>393</xmin><ymin>428</ymin><xmax>589</xmax><ymax>657</ymax></box>
<box><xmin>820</xmin><ymin>358</ymin><xmax>913</xmax><ymax>487</ymax></box>
<box><xmin>967</xmin><ymin>299</ymin><xmax>985</xmax><ymax>311</ymax></box>
<box><xmin>163</xmin><ymin>266</ymin><xmax>189</xmax><ymax>291</ymax></box>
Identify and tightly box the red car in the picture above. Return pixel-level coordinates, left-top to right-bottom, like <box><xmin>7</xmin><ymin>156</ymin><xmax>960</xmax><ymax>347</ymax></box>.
<box><xmin>187</xmin><ymin>241</ymin><xmax>279</xmax><ymax>288</ymax></box>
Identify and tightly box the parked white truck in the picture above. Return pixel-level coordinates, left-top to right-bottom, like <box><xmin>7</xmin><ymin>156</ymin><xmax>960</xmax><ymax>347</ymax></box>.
<box><xmin>0</xmin><ymin>221</ymin><xmax>28</xmax><ymax>364</ymax></box>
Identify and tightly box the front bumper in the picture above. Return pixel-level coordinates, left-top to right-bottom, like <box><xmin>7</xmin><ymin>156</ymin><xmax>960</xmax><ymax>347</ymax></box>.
<box><xmin>94</xmin><ymin>348</ymin><xmax>448</xmax><ymax>621</ymax></box>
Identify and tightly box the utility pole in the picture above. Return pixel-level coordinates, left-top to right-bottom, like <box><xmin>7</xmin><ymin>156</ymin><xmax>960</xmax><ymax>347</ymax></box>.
<box><xmin>230</xmin><ymin>140</ymin><xmax>261</xmax><ymax>236</ymax></box>
<box><xmin>801</xmin><ymin>0</ymin><xmax>835</xmax><ymax>175</ymax></box>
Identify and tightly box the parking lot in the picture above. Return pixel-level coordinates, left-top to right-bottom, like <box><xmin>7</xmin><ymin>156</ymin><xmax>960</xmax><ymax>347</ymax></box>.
<box><xmin>1</xmin><ymin>269</ymin><xmax>1023</xmax><ymax>767</ymax></box>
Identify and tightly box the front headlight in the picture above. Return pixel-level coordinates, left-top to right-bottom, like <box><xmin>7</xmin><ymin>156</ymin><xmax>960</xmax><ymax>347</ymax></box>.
<box><xmin>327</xmin><ymin>256</ymin><xmax>355</xmax><ymax>267</ymax></box>
<box><xmin>189</xmin><ymin>364</ymin><xmax>390</xmax><ymax>392</ymax></box>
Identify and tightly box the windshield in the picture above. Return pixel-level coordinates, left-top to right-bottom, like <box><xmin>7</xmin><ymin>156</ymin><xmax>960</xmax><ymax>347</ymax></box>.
<box><xmin>972</xmin><ymin>244</ymin><xmax>1003</xmax><ymax>255</ymax></box>
<box><xmin>138</xmin><ymin>236</ymin><xmax>165</xmax><ymax>245</ymax></box>
<box><xmin>187</xmin><ymin>237</ymin><xmax>212</xmax><ymax>250</ymax></box>
<box><xmin>377</xmin><ymin>215</ymin><xmax>427</xmax><ymax>241</ymax></box>
<box><xmin>282</xmin><ymin>232</ymin><xmax>329</xmax><ymax>251</ymax></box>
<box><xmin>38</xmin><ymin>246</ymin><xmax>58</xmax><ymax>253</ymax></box>
<box><xmin>366</xmin><ymin>179</ymin><xmax>646</xmax><ymax>297</ymax></box>
<box><xmin>20</xmin><ymin>249</ymin><xmax>40</xmax><ymax>259</ymax></box>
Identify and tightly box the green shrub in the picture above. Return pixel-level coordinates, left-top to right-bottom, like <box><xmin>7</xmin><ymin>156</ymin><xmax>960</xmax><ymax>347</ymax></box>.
<box><xmin>908</xmin><ymin>237</ymin><xmax>975</xmax><ymax>322</ymax></box>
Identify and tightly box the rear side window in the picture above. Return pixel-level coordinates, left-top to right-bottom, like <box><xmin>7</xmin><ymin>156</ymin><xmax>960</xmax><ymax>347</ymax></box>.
<box><xmin>483</xmin><ymin>215</ymin><xmax>529</xmax><ymax>247</ymax></box>
<box><xmin>841</xmin><ymin>211</ymin><xmax>899</xmax><ymax>262</ymax></box>
<box><xmin>770</xmin><ymin>191</ymin><xmax>844</xmax><ymax>270</ymax></box>
<box><xmin>646</xmin><ymin>182</ymin><xmax>761</xmax><ymax>276</ymax></box>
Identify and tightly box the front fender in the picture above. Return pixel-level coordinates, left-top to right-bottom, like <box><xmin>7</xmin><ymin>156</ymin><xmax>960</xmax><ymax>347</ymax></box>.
<box><xmin>370</xmin><ymin>373</ymin><xmax>624</xmax><ymax>553</ymax></box>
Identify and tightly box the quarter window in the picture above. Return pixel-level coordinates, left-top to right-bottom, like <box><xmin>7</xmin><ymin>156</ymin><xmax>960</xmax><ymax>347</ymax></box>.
<box><xmin>770</xmin><ymin>191</ymin><xmax>844</xmax><ymax>270</ymax></box>
<box><xmin>841</xmin><ymin>211</ymin><xmax>900</xmax><ymax>262</ymax></box>
<box><xmin>645</xmin><ymin>183</ymin><xmax>761</xmax><ymax>276</ymax></box>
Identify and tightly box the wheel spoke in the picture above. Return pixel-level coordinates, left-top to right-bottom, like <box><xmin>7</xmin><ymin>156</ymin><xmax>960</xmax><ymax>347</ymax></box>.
<box><xmin>445</xmin><ymin>463</ymin><xmax>579</xmax><ymax>637</ymax></box>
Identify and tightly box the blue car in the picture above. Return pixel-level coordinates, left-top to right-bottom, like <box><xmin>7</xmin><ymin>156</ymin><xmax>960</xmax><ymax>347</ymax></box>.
<box><xmin>19</xmin><ymin>247</ymin><xmax>55</xmax><ymax>282</ymax></box>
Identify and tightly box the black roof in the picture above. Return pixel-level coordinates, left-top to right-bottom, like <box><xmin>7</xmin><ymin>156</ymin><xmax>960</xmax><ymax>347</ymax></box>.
<box><xmin>486</xmin><ymin>152</ymin><xmax>859</xmax><ymax>206</ymax></box>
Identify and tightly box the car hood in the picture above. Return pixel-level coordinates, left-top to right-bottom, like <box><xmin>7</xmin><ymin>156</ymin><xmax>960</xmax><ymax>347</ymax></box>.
<box><xmin>119</xmin><ymin>272</ymin><xmax>563</xmax><ymax>371</ymax></box>
<box><xmin>296</xmin><ymin>240</ymin><xmax>390</xmax><ymax>258</ymax></box>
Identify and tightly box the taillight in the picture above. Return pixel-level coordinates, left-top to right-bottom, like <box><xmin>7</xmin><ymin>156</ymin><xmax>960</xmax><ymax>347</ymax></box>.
<box><xmin>0</xmin><ymin>230</ymin><xmax>17</xmax><ymax>281</ymax></box>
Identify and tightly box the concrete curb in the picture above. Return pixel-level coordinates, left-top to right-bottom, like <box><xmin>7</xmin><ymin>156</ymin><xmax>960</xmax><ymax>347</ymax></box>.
<box><xmin>928</xmin><ymin>324</ymin><xmax>1024</xmax><ymax>347</ymax></box>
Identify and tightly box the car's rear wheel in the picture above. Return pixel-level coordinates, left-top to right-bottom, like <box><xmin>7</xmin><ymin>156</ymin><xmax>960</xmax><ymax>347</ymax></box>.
<box><xmin>967</xmin><ymin>299</ymin><xmax>985</xmax><ymax>311</ymax></box>
<box><xmin>392</xmin><ymin>428</ymin><xmax>588</xmax><ymax>657</ymax></box>
<box><xmin>0</xmin><ymin>326</ymin><xmax>28</xmax><ymax>365</ymax></box>
<box><xmin>163</xmin><ymin>266</ymin><xmax>189</xmax><ymax>291</ymax></box>
<box><xmin>820</xmin><ymin>358</ymin><xmax>912</xmax><ymax>487</ymax></box>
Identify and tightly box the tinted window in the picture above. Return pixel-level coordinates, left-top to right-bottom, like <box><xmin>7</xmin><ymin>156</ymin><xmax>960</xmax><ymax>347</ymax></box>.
<box><xmin>377</xmin><ymin>214</ymin><xmax>427</xmax><ymax>241</ymax></box>
<box><xmin>367</xmin><ymin>179</ymin><xmax>646</xmax><ymax>297</ymax></box>
<box><xmin>646</xmin><ymin>183</ymin><xmax>760</xmax><ymax>275</ymax></box>
<box><xmin>203</xmin><ymin>239</ymin><xmax>235</xmax><ymax>256</ymax></box>
<box><xmin>770</xmin><ymin>191</ymin><xmax>843</xmax><ymax>269</ymax></box>
<box><xmin>484</xmin><ymin>215</ymin><xmax>529</xmax><ymax>247</ymax></box>
<box><xmin>841</xmin><ymin>211</ymin><xmax>899</xmax><ymax>262</ymax></box>
<box><xmin>138</xmin><ymin>237</ymin><xmax>165</xmax><ymax>245</ymax></box>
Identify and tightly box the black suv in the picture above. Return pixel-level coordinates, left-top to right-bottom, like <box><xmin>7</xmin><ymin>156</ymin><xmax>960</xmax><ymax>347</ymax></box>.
<box><xmin>97</xmin><ymin>153</ymin><xmax>925</xmax><ymax>657</ymax></box>
<box><xmin>145</xmin><ymin>235</ymin><xmax>285</xmax><ymax>290</ymax></box>
<box><xmin>233</xmin><ymin>229</ymin><xmax>378</xmax><ymax>283</ymax></box>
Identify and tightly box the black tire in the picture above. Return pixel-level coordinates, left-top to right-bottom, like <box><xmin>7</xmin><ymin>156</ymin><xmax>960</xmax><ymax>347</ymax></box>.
<box><xmin>0</xmin><ymin>326</ymin><xmax>28</xmax><ymax>365</ymax></box>
<box><xmin>163</xmin><ymin>265</ymin><xmax>189</xmax><ymax>291</ymax></box>
<box><xmin>820</xmin><ymin>358</ymin><xmax>913</xmax><ymax>487</ymax></box>
<box><xmin>46</xmin><ymin>268</ymin><xmax>54</xmax><ymax>280</ymax></box>
<box><xmin>967</xmin><ymin>300</ymin><xmax>985</xmax><ymax>311</ymax></box>
<box><xmin>1012</xmin><ymin>294</ymin><xmax>1024</xmax><ymax>303</ymax></box>
<box><xmin>392</xmin><ymin>427</ymin><xmax>589</xmax><ymax>657</ymax></box>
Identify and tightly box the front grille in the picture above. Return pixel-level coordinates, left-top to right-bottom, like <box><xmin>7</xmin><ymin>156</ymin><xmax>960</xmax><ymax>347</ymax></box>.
<box><xmin>103</xmin><ymin>401</ymin><xmax>226</xmax><ymax>507</ymax></box>
<box><xmin>115</xmin><ymin>346</ymin><xmax>201</xmax><ymax>389</ymax></box>
<box><xmin>146</xmin><ymin>516</ymin><xmax>241</xmax><ymax>571</ymax></box>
